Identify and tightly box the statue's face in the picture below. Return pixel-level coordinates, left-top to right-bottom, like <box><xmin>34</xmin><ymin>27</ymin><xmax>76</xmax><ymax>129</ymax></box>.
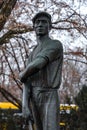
<box><xmin>34</xmin><ymin>16</ymin><xmax>51</xmax><ymax>36</ymax></box>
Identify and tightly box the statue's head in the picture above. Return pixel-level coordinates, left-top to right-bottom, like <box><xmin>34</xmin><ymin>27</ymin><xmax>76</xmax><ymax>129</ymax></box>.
<box><xmin>32</xmin><ymin>12</ymin><xmax>52</xmax><ymax>36</ymax></box>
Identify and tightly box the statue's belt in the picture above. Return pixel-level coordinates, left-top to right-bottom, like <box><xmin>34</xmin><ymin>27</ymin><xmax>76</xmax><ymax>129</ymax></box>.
<box><xmin>32</xmin><ymin>86</ymin><xmax>58</xmax><ymax>92</ymax></box>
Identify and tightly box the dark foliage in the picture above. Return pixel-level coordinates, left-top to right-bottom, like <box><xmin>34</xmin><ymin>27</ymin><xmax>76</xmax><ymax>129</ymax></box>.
<box><xmin>0</xmin><ymin>109</ymin><xmax>22</xmax><ymax>130</ymax></box>
<box><xmin>75</xmin><ymin>85</ymin><xmax>87</xmax><ymax>130</ymax></box>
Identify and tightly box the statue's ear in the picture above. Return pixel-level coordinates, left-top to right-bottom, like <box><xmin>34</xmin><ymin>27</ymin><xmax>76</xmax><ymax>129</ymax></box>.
<box><xmin>33</xmin><ymin>24</ymin><xmax>35</xmax><ymax>30</ymax></box>
<box><xmin>49</xmin><ymin>24</ymin><xmax>52</xmax><ymax>31</ymax></box>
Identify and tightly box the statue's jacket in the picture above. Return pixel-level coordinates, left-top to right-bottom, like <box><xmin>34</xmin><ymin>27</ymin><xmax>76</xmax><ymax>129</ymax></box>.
<box><xmin>27</xmin><ymin>38</ymin><xmax>63</xmax><ymax>90</ymax></box>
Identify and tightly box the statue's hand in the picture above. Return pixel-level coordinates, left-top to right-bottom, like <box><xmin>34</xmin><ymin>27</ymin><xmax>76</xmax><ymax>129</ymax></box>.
<box><xmin>19</xmin><ymin>71</ymin><xmax>27</xmax><ymax>83</ymax></box>
<box><xmin>22</xmin><ymin>107</ymin><xmax>33</xmax><ymax>121</ymax></box>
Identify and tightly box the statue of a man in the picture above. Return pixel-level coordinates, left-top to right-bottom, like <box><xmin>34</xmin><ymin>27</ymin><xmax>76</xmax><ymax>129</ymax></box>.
<box><xmin>19</xmin><ymin>12</ymin><xmax>63</xmax><ymax>130</ymax></box>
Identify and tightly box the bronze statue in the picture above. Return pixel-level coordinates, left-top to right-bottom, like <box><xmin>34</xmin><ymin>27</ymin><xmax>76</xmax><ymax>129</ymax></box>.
<box><xmin>19</xmin><ymin>12</ymin><xmax>63</xmax><ymax>130</ymax></box>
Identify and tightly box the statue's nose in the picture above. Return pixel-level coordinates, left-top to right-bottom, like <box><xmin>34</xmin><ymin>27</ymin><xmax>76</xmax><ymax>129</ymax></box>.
<box><xmin>38</xmin><ymin>21</ymin><xmax>43</xmax><ymax>26</ymax></box>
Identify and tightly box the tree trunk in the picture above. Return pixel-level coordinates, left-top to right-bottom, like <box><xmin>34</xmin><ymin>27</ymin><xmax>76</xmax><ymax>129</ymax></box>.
<box><xmin>0</xmin><ymin>0</ymin><xmax>17</xmax><ymax>31</ymax></box>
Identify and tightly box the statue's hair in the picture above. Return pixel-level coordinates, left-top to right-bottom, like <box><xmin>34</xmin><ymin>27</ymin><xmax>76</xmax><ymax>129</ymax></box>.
<box><xmin>32</xmin><ymin>11</ymin><xmax>52</xmax><ymax>27</ymax></box>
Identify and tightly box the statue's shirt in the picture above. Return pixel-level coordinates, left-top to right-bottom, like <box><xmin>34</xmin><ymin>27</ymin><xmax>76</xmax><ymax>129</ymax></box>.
<box><xmin>27</xmin><ymin>38</ymin><xmax>63</xmax><ymax>89</ymax></box>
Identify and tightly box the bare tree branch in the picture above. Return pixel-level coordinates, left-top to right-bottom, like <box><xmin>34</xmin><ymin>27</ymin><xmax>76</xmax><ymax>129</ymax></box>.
<box><xmin>0</xmin><ymin>87</ymin><xmax>22</xmax><ymax>109</ymax></box>
<box><xmin>0</xmin><ymin>0</ymin><xmax>17</xmax><ymax>31</ymax></box>
<box><xmin>64</xmin><ymin>58</ymin><xmax>87</xmax><ymax>64</ymax></box>
<box><xmin>2</xmin><ymin>48</ymin><xmax>22</xmax><ymax>90</ymax></box>
<box><xmin>0</xmin><ymin>27</ymin><xmax>33</xmax><ymax>45</ymax></box>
